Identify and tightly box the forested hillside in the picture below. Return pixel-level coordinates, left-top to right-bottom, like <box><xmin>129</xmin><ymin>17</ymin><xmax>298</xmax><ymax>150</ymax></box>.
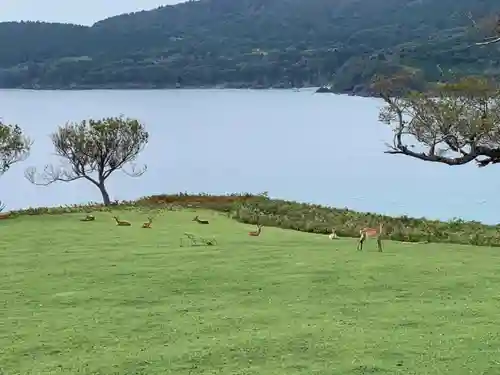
<box><xmin>1</xmin><ymin>0</ymin><xmax>499</xmax><ymax>93</ymax></box>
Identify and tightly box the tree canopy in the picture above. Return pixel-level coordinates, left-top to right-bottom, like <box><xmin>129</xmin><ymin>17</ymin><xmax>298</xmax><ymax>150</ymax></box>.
<box><xmin>0</xmin><ymin>122</ymin><xmax>31</xmax><ymax>175</ymax></box>
<box><xmin>0</xmin><ymin>121</ymin><xmax>31</xmax><ymax>210</ymax></box>
<box><xmin>376</xmin><ymin>75</ymin><xmax>500</xmax><ymax>167</ymax></box>
<box><xmin>0</xmin><ymin>0</ymin><xmax>499</xmax><ymax>94</ymax></box>
<box><xmin>26</xmin><ymin>116</ymin><xmax>148</xmax><ymax>205</ymax></box>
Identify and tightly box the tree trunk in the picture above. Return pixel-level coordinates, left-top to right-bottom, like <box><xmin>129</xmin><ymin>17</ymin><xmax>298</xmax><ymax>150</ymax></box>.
<box><xmin>98</xmin><ymin>183</ymin><xmax>111</xmax><ymax>206</ymax></box>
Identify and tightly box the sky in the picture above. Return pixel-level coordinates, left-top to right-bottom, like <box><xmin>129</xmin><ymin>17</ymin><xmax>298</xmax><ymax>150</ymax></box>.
<box><xmin>0</xmin><ymin>0</ymin><xmax>184</xmax><ymax>25</ymax></box>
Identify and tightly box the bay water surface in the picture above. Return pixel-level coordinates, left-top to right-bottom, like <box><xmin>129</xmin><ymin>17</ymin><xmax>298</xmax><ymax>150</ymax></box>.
<box><xmin>0</xmin><ymin>88</ymin><xmax>495</xmax><ymax>223</ymax></box>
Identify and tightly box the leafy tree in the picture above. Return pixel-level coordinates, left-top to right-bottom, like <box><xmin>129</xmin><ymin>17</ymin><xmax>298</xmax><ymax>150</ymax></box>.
<box><xmin>0</xmin><ymin>121</ymin><xmax>31</xmax><ymax>210</ymax></box>
<box><xmin>0</xmin><ymin>121</ymin><xmax>31</xmax><ymax>174</ymax></box>
<box><xmin>376</xmin><ymin>75</ymin><xmax>500</xmax><ymax>167</ymax></box>
<box><xmin>26</xmin><ymin>116</ymin><xmax>148</xmax><ymax>205</ymax></box>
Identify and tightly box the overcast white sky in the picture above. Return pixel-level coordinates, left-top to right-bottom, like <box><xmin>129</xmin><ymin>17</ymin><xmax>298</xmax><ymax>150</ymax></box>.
<box><xmin>0</xmin><ymin>0</ymin><xmax>184</xmax><ymax>25</ymax></box>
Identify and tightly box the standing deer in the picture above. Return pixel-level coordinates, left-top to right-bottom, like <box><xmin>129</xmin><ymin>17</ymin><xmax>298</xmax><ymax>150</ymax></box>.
<box><xmin>357</xmin><ymin>223</ymin><xmax>383</xmax><ymax>252</ymax></box>
<box><xmin>113</xmin><ymin>216</ymin><xmax>131</xmax><ymax>226</ymax></box>
<box><xmin>248</xmin><ymin>224</ymin><xmax>262</xmax><ymax>236</ymax></box>
<box><xmin>142</xmin><ymin>217</ymin><xmax>152</xmax><ymax>228</ymax></box>
<box><xmin>193</xmin><ymin>215</ymin><xmax>209</xmax><ymax>224</ymax></box>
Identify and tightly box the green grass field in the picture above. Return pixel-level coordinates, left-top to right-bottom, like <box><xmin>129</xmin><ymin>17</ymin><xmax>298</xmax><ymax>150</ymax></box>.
<box><xmin>1</xmin><ymin>209</ymin><xmax>500</xmax><ymax>374</ymax></box>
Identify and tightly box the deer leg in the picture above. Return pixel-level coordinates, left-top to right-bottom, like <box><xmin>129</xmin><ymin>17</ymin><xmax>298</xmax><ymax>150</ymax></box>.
<box><xmin>377</xmin><ymin>236</ymin><xmax>383</xmax><ymax>252</ymax></box>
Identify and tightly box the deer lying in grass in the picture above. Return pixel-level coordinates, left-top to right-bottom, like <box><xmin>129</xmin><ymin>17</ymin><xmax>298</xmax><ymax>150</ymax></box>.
<box><xmin>357</xmin><ymin>223</ymin><xmax>383</xmax><ymax>252</ymax></box>
<box><xmin>80</xmin><ymin>214</ymin><xmax>95</xmax><ymax>221</ymax></box>
<box><xmin>248</xmin><ymin>224</ymin><xmax>262</xmax><ymax>236</ymax></box>
<box><xmin>328</xmin><ymin>228</ymin><xmax>338</xmax><ymax>240</ymax></box>
<box><xmin>193</xmin><ymin>215</ymin><xmax>209</xmax><ymax>224</ymax></box>
<box><xmin>113</xmin><ymin>216</ymin><xmax>131</xmax><ymax>226</ymax></box>
<box><xmin>142</xmin><ymin>217</ymin><xmax>152</xmax><ymax>228</ymax></box>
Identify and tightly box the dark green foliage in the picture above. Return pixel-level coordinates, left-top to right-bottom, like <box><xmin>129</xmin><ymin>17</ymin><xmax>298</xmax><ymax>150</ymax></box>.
<box><xmin>6</xmin><ymin>193</ymin><xmax>500</xmax><ymax>247</ymax></box>
<box><xmin>1</xmin><ymin>0</ymin><xmax>499</xmax><ymax>93</ymax></box>
<box><xmin>0</xmin><ymin>122</ymin><xmax>31</xmax><ymax>175</ymax></box>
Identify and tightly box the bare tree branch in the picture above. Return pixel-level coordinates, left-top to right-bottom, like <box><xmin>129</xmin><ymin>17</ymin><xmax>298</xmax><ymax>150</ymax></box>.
<box><xmin>467</xmin><ymin>12</ymin><xmax>500</xmax><ymax>45</ymax></box>
<box><xmin>121</xmin><ymin>163</ymin><xmax>148</xmax><ymax>178</ymax></box>
<box><xmin>25</xmin><ymin>164</ymin><xmax>99</xmax><ymax>186</ymax></box>
<box><xmin>476</xmin><ymin>37</ymin><xmax>500</xmax><ymax>45</ymax></box>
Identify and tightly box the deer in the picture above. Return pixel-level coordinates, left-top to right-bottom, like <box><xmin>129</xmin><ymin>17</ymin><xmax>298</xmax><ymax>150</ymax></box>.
<box><xmin>193</xmin><ymin>215</ymin><xmax>209</xmax><ymax>224</ymax></box>
<box><xmin>142</xmin><ymin>217</ymin><xmax>152</xmax><ymax>228</ymax></box>
<box><xmin>80</xmin><ymin>214</ymin><xmax>95</xmax><ymax>221</ymax></box>
<box><xmin>248</xmin><ymin>224</ymin><xmax>263</xmax><ymax>236</ymax></box>
<box><xmin>357</xmin><ymin>223</ymin><xmax>383</xmax><ymax>252</ymax></box>
<box><xmin>113</xmin><ymin>216</ymin><xmax>131</xmax><ymax>226</ymax></box>
<box><xmin>328</xmin><ymin>228</ymin><xmax>338</xmax><ymax>240</ymax></box>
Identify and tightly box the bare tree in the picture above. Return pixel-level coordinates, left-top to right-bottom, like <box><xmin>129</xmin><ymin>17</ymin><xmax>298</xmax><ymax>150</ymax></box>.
<box><xmin>0</xmin><ymin>121</ymin><xmax>31</xmax><ymax>210</ymax></box>
<box><xmin>26</xmin><ymin>116</ymin><xmax>149</xmax><ymax>205</ymax></box>
<box><xmin>374</xmin><ymin>75</ymin><xmax>500</xmax><ymax>167</ymax></box>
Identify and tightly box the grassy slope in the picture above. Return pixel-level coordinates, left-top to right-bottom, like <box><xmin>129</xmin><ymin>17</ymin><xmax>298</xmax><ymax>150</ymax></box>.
<box><xmin>2</xmin><ymin>209</ymin><xmax>500</xmax><ymax>374</ymax></box>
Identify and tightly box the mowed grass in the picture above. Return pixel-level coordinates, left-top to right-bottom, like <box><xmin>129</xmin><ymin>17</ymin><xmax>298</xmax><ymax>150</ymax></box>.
<box><xmin>1</xmin><ymin>210</ymin><xmax>500</xmax><ymax>374</ymax></box>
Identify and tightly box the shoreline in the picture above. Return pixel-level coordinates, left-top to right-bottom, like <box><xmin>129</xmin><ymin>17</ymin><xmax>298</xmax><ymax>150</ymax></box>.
<box><xmin>0</xmin><ymin>84</ymin><xmax>372</xmax><ymax>97</ymax></box>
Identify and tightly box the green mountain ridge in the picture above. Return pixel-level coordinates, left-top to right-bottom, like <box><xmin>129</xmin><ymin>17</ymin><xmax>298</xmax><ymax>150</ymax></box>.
<box><xmin>1</xmin><ymin>0</ymin><xmax>499</xmax><ymax>93</ymax></box>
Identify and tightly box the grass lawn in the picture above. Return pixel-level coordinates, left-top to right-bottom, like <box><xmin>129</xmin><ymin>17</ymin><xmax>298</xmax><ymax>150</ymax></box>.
<box><xmin>1</xmin><ymin>209</ymin><xmax>500</xmax><ymax>374</ymax></box>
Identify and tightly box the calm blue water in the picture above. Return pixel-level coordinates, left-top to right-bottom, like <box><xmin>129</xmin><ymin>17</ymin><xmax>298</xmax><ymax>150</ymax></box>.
<box><xmin>0</xmin><ymin>88</ymin><xmax>496</xmax><ymax>223</ymax></box>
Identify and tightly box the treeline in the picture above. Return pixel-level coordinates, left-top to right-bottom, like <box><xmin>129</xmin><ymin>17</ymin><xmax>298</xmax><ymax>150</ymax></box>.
<box><xmin>1</xmin><ymin>0</ymin><xmax>499</xmax><ymax>94</ymax></box>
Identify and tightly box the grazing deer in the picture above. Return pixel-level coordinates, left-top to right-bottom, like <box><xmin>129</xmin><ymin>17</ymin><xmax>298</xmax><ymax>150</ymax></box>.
<box><xmin>193</xmin><ymin>215</ymin><xmax>209</xmax><ymax>224</ymax></box>
<box><xmin>80</xmin><ymin>214</ymin><xmax>95</xmax><ymax>221</ymax></box>
<box><xmin>357</xmin><ymin>223</ymin><xmax>383</xmax><ymax>252</ymax></box>
<box><xmin>249</xmin><ymin>224</ymin><xmax>263</xmax><ymax>236</ymax></box>
<box><xmin>142</xmin><ymin>217</ymin><xmax>152</xmax><ymax>228</ymax></box>
<box><xmin>113</xmin><ymin>216</ymin><xmax>131</xmax><ymax>226</ymax></box>
<box><xmin>328</xmin><ymin>228</ymin><xmax>338</xmax><ymax>240</ymax></box>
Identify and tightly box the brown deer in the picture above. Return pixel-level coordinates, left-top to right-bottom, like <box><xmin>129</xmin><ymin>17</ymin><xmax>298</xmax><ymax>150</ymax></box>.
<box><xmin>142</xmin><ymin>217</ymin><xmax>152</xmax><ymax>228</ymax></box>
<box><xmin>357</xmin><ymin>223</ymin><xmax>383</xmax><ymax>252</ymax></box>
<box><xmin>193</xmin><ymin>215</ymin><xmax>209</xmax><ymax>224</ymax></box>
<box><xmin>80</xmin><ymin>214</ymin><xmax>95</xmax><ymax>221</ymax></box>
<box><xmin>113</xmin><ymin>216</ymin><xmax>131</xmax><ymax>226</ymax></box>
<box><xmin>248</xmin><ymin>224</ymin><xmax>262</xmax><ymax>236</ymax></box>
